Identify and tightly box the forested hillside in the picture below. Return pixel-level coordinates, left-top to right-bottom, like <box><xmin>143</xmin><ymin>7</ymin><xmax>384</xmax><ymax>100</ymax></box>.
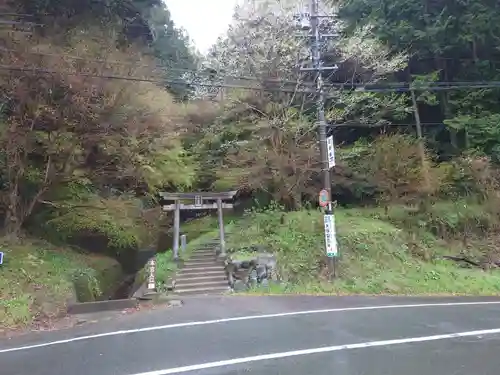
<box><xmin>3</xmin><ymin>0</ymin><xmax>500</xmax><ymax>329</ymax></box>
<box><xmin>194</xmin><ymin>0</ymin><xmax>500</xmax><ymax>206</ymax></box>
<box><xmin>0</xmin><ymin>0</ymin><xmax>198</xmax><ymax>331</ymax></box>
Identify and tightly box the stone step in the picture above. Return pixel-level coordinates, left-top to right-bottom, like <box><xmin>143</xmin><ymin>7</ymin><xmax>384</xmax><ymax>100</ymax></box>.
<box><xmin>174</xmin><ymin>286</ymin><xmax>231</xmax><ymax>296</ymax></box>
<box><xmin>175</xmin><ymin>279</ymin><xmax>228</xmax><ymax>289</ymax></box>
<box><xmin>178</xmin><ymin>272</ymin><xmax>226</xmax><ymax>280</ymax></box>
<box><xmin>189</xmin><ymin>254</ymin><xmax>217</xmax><ymax>261</ymax></box>
<box><xmin>175</xmin><ymin>274</ymin><xmax>227</xmax><ymax>283</ymax></box>
<box><xmin>183</xmin><ymin>261</ymin><xmax>224</xmax><ymax>268</ymax></box>
<box><xmin>179</xmin><ymin>266</ymin><xmax>225</xmax><ymax>274</ymax></box>
<box><xmin>191</xmin><ymin>251</ymin><xmax>217</xmax><ymax>255</ymax></box>
<box><xmin>196</xmin><ymin>245</ymin><xmax>218</xmax><ymax>249</ymax></box>
<box><xmin>190</xmin><ymin>255</ymin><xmax>217</xmax><ymax>260</ymax></box>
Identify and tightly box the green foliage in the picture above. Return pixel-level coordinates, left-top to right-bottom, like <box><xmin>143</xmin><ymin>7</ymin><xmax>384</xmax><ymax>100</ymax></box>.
<box><xmin>337</xmin><ymin>0</ymin><xmax>500</xmax><ymax>156</ymax></box>
<box><xmin>146</xmin><ymin>3</ymin><xmax>198</xmax><ymax>99</ymax></box>
<box><xmin>141</xmin><ymin>147</ymin><xmax>198</xmax><ymax>191</ymax></box>
<box><xmin>412</xmin><ymin>72</ymin><xmax>440</xmax><ymax>106</ymax></box>
<box><xmin>230</xmin><ymin>203</ymin><xmax>500</xmax><ymax>295</ymax></box>
<box><xmin>42</xmin><ymin>196</ymin><xmax>145</xmax><ymax>250</ymax></box>
<box><xmin>71</xmin><ymin>268</ymin><xmax>102</xmax><ymax>302</ymax></box>
<box><xmin>378</xmin><ymin>200</ymin><xmax>497</xmax><ymax>239</ymax></box>
<box><xmin>445</xmin><ymin>115</ymin><xmax>500</xmax><ymax>162</ymax></box>
<box><xmin>0</xmin><ymin>238</ymin><xmax>120</xmax><ymax>331</ymax></box>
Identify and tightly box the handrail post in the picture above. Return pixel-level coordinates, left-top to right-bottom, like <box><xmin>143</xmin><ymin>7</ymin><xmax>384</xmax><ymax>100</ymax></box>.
<box><xmin>173</xmin><ymin>199</ymin><xmax>180</xmax><ymax>259</ymax></box>
<box><xmin>180</xmin><ymin>234</ymin><xmax>187</xmax><ymax>255</ymax></box>
<box><xmin>217</xmin><ymin>198</ymin><xmax>226</xmax><ymax>257</ymax></box>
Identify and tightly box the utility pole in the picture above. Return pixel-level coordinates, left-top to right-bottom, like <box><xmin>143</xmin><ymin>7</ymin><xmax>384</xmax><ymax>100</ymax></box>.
<box><xmin>297</xmin><ymin>1</ymin><xmax>339</xmax><ymax>278</ymax></box>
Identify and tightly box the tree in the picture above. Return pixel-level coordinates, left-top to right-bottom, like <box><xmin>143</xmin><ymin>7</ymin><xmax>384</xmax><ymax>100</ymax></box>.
<box><xmin>0</xmin><ymin>28</ymin><xmax>196</xmax><ymax>236</ymax></box>
<box><xmin>145</xmin><ymin>3</ymin><xmax>198</xmax><ymax>99</ymax></box>
<box><xmin>188</xmin><ymin>0</ymin><xmax>407</xmax><ymax>203</ymax></box>
<box><xmin>6</xmin><ymin>0</ymin><xmax>197</xmax><ymax>99</ymax></box>
<box><xmin>337</xmin><ymin>0</ymin><xmax>500</xmax><ymax>157</ymax></box>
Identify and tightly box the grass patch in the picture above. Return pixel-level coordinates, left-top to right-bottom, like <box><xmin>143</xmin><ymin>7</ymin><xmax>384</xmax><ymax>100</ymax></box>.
<box><xmin>227</xmin><ymin>203</ymin><xmax>500</xmax><ymax>296</ymax></box>
<box><xmin>0</xmin><ymin>237</ymin><xmax>119</xmax><ymax>332</ymax></box>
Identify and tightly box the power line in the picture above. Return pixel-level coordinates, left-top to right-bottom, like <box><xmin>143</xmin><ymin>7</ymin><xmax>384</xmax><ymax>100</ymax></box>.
<box><xmin>0</xmin><ymin>19</ymin><xmax>42</xmax><ymax>26</ymax></box>
<box><xmin>0</xmin><ymin>47</ymin><xmax>305</xmax><ymax>86</ymax></box>
<box><xmin>332</xmin><ymin>122</ymin><xmax>445</xmax><ymax>128</ymax></box>
<box><xmin>417</xmin><ymin>56</ymin><xmax>500</xmax><ymax>65</ymax></box>
<box><xmin>0</xmin><ymin>66</ymin><xmax>445</xmax><ymax>127</ymax></box>
<box><xmin>7</xmin><ymin>47</ymin><xmax>500</xmax><ymax>94</ymax></box>
<box><xmin>0</xmin><ymin>65</ymin><xmax>314</xmax><ymax>94</ymax></box>
<box><xmin>6</xmin><ymin>14</ymin><xmax>500</xmax><ymax>90</ymax></box>
<box><xmin>0</xmin><ymin>12</ymin><xmax>38</xmax><ymax>18</ymax></box>
<box><xmin>5</xmin><ymin>64</ymin><xmax>500</xmax><ymax>96</ymax></box>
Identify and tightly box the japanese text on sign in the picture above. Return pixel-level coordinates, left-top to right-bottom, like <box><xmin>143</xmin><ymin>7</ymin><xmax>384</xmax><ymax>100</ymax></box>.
<box><xmin>147</xmin><ymin>257</ymin><xmax>156</xmax><ymax>290</ymax></box>
<box><xmin>327</xmin><ymin>136</ymin><xmax>335</xmax><ymax>169</ymax></box>
<box><xmin>194</xmin><ymin>195</ymin><xmax>202</xmax><ymax>207</ymax></box>
<box><xmin>324</xmin><ymin>214</ymin><xmax>338</xmax><ymax>257</ymax></box>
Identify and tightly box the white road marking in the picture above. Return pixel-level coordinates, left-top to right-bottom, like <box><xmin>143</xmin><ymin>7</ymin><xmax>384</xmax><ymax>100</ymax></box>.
<box><xmin>129</xmin><ymin>327</ymin><xmax>500</xmax><ymax>375</ymax></box>
<box><xmin>1</xmin><ymin>300</ymin><xmax>500</xmax><ymax>354</ymax></box>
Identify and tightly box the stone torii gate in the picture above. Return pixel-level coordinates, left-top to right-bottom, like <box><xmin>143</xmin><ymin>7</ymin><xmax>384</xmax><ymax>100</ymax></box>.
<box><xmin>159</xmin><ymin>191</ymin><xmax>237</xmax><ymax>259</ymax></box>
<box><xmin>145</xmin><ymin>191</ymin><xmax>237</xmax><ymax>293</ymax></box>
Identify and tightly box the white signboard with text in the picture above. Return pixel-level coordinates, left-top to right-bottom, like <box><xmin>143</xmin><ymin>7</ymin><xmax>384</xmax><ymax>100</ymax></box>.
<box><xmin>327</xmin><ymin>136</ymin><xmax>335</xmax><ymax>169</ymax></box>
<box><xmin>324</xmin><ymin>214</ymin><xmax>338</xmax><ymax>257</ymax></box>
<box><xmin>147</xmin><ymin>257</ymin><xmax>156</xmax><ymax>290</ymax></box>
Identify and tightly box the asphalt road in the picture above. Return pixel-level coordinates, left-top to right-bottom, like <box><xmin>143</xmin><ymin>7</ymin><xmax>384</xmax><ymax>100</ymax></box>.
<box><xmin>2</xmin><ymin>296</ymin><xmax>500</xmax><ymax>375</ymax></box>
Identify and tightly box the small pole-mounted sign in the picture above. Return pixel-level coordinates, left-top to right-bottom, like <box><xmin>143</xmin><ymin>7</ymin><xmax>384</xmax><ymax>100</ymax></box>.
<box><xmin>0</xmin><ymin>251</ymin><xmax>3</xmax><ymax>265</ymax></box>
<box><xmin>319</xmin><ymin>189</ymin><xmax>329</xmax><ymax>208</ymax></box>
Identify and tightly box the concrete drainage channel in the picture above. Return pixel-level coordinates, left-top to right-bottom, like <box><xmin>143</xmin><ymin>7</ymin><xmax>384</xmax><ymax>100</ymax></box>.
<box><xmin>66</xmin><ymin>241</ymin><xmax>230</xmax><ymax>316</ymax></box>
<box><xmin>67</xmin><ymin>283</ymin><xmax>185</xmax><ymax>315</ymax></box>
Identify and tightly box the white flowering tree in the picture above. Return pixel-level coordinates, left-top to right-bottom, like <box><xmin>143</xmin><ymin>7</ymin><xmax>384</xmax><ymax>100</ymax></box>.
<box><xmin>189</xmin><ymin>0</ymin><xmax>410</xmax><ymax>205</ymax></box>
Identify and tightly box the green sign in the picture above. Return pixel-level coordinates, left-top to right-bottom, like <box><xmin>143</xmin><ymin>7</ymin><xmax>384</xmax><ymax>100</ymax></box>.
<box><xmin>319</xmin><ymin>189</ymin><xmax>329</xmax><ymax>207</ymax></box>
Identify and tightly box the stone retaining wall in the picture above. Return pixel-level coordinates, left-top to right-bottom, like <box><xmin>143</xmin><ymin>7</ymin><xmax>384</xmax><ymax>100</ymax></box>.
<box><xmin>224</xmin><ymin>246</ymin><xmax>279</xmax><ymax>291</ymax></box>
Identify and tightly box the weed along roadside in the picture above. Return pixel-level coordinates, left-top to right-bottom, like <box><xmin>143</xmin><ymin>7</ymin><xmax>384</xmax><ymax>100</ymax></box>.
<box><xmin>0</xmin><ymin>238</ymin><xmax>122</xmax><ymax>333</ymax></box>
<box><xmin>219</xmin><ymin>201</ymin><xmax>500</xmax><ymax>296</ymax></box>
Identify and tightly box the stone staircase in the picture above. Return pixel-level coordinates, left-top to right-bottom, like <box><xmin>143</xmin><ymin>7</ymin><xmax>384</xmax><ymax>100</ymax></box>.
<box><xmin>174</xmin><ymin>244</ymin><xmax>230</xmax><ymax>296</ymax></box>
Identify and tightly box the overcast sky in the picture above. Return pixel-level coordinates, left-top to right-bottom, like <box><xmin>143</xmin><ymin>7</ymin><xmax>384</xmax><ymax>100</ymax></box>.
<box><xmin>166</xmin><ymin>0</ymin><xmax>239</xmax><ymax>53</ymax></box>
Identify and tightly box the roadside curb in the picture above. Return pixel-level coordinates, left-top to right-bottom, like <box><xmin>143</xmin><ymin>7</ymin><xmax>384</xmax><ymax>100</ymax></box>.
<box><xmin>137</xmin><ymin>291</ymin><xmax>184</xmax><ymax>307</ymax></box>
<box><xmin>67</xmin><ymin>299</ymin><xmax>139</xmax><ymax>315</ymax></box>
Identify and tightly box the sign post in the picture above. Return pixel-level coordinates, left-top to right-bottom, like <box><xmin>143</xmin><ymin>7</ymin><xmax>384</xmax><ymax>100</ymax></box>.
<box><xmin>325</xmin><ymin>135</ymin><xmax>339</xmax><ymax>278</ymax></box>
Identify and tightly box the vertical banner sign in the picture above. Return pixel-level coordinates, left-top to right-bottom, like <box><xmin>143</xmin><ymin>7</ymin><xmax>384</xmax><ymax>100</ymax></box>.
<box><xmin>0</xmin><ymin>251</ymin><xmax>3</xmax><ymax>265</ymax></box>
<box><xmin>324</xmin><ymin>214</ymin><xmax>338</xmax><ymax>257</ymax></box>
<box><xmin>327</xmin><ymin>135</ymin><xmax>335</xmax><ymax>169</ymax></box>
<box><xmin>147</xmin><ymin>257</ymin><xmax>156</xmax><ymax>290</ymax></box>
<box><xmin>194</xmin><ymin>195</ymin><xmax>202</xmax><ymax>208</ymax></box>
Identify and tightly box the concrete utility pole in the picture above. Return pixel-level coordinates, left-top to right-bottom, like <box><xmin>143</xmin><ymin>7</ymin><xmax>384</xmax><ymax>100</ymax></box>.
<box><xmin>297</xmin><ymin>0</ymin><xmax>339</xmax><ymax>278</ymax></box>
